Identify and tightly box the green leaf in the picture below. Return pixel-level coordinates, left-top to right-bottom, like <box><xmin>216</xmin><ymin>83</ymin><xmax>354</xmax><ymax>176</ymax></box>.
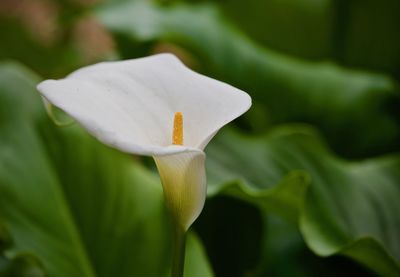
<box><xmin>216</xmin><ymin>0</ymin><xmax>335</xmax><ymax>60</ymax></box>
<box><xmin>214</xmin><ymin>0</ymin><xmax>400</xmax><ymax>73</ymax></box>
<box><xmin>0</xmin><ymin>62</ymin><xmax>213</xmax><ymax>276</ymax></box>
<box><xmin>184</xmin><ymin>233</ymin><xmax>214</xmax><ymax>277</ymax></box>
<box><xmin>204</xmin><ymin>126</ymin><xmax>400</xmax><ymax>276</ymax></box>
<box><xmin>96</xmin><ymin>0</ymin><xmax>400</xmax><ymax>158</ymax></box>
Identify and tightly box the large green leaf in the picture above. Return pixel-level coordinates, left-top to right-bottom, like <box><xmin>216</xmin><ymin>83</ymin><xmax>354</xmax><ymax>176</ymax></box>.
<box><xmin>0</xmin><ymin>62</ymin><xmax>213</xmax><ymax>276</ymax></box>
<box><xmin>214</xmin><ymin>0</ymin><xmax>335</xmax><ymax>60</ymax></box>
<box><xmin>203</xmin><ymin>126</ymin><xmax>400</xmax><ymax>276</ymax></box>
<box><xmin>96</xmin><ymin>0</ymin><xmax>400</xmax><ymax>158</ymax></box>
<box><xmin>210</xmin><ymin>0</ymin><xmax>400</xmax><ymax>74</ymax></box>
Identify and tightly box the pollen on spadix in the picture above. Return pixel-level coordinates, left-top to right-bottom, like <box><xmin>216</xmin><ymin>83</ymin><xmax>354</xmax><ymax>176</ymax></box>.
<box><xmin>172</xmin><ymin>112</ymin><xmax>183</xmax><ymax>145</ymax></box>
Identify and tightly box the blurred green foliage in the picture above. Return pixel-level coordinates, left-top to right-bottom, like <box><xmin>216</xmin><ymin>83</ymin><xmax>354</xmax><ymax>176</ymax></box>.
<box><xmin>220</xmin><ymin>0</ymin><xmax>400</xmax><ymax>73</ymax></box>
<box><xmin>1</xmin><ymin>0</ymin><xmax>400</xmax><ymax>276</ymax></box>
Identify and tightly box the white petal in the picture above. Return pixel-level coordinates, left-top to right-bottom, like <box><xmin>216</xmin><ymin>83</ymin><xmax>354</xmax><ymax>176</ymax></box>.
<box><xmin>154</xmin><ymin>150</ymin><xmax>206</xmax><ymax>231</ymax></box>
<box><xmin>37</xmin><ymin>54</ymin><xmax>251</xmax><ymax>156</ymax></box>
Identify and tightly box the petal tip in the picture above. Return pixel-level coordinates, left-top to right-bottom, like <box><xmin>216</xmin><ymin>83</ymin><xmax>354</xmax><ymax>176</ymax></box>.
<box><xmin>36</xmin><ymin>79</ymin><xmax>57</xmax><ymax>95</ymax></box>
<box><xmin>243</xmin><ymin>92</ymin><xmax>252</xmax><ymax>111</ymax></box>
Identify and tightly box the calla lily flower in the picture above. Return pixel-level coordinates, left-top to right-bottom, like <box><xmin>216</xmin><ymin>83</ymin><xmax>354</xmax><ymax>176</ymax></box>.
<box><xmin>37</xmin><ymin>53</ymin><xmax>251</xmax><ymax>232</ymax></box>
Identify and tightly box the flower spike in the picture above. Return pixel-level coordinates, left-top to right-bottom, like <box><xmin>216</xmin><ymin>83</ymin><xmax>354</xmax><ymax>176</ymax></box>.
<box><xmin>172</xmin><ymin>112</ymin><xmax>184</xmax><ymax>146</ymax></box>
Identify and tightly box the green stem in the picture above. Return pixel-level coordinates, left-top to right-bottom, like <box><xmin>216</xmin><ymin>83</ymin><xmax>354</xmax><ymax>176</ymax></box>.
<box><xmin>171</xmin><ymin>224</ymin><xmax>186</xmax><ymax>277</ymax></box>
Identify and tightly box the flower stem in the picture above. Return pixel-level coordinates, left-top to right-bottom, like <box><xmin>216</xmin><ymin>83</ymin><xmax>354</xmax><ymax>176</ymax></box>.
<box><xmin>171</xmin><ymin>224</ymin><xmax>186</xmax><ymax>277</ymax></box>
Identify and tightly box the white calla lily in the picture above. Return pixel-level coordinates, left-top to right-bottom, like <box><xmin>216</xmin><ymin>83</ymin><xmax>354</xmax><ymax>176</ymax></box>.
<box><xmin>38</xmin><ymin>53</ymin><xmax>251</xmax><ymax>276</ymax></box>
<box><xmin>37</xmin><ymin>53</ymin><xmax>251</xmax><ymax>232</ymax></box>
